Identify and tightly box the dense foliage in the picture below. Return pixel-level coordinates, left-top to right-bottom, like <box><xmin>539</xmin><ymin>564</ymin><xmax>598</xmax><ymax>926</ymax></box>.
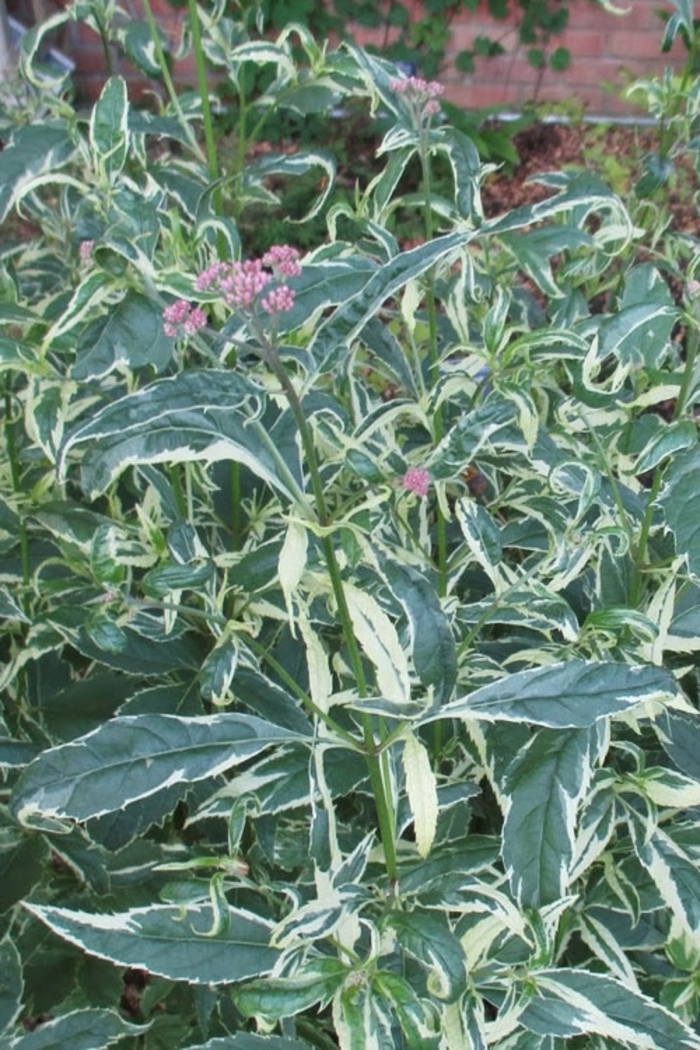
<box><xmin>2</xmin><ymin>1</ymin><xmax>700</xmax><ymax>1047</ymax></box>
<box><xmin>160</xmin><ymin>0</ymin><xmax>608</xmax><ymax>83</ymax></box>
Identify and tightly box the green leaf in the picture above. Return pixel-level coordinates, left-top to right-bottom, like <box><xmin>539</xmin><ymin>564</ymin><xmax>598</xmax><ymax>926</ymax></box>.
<box><xmin>549</xmin><ymin>46</ymin><xmax>571</xmax><ymax>71</ymax></box>
<box><xmin>432</xmin><ymin>126</ymin><xmax>482</xmax><ymax>222</ymax></box>
<box><xmin>635</xmin><ymin>151</ymin><xmax>676</xmax><ymax>198</ymax></box>
<box><xmin>0</xmin><ymin>938</ymin><xmax>23</xmax><ymax>1037</ymax></box>
<box><xmin>382</xmin><ymin>559</ymin><xmax>457</xmax><ymax>708</ymax></box>
<box><xmin>0</xmin><ymin>124</ymin><xmax>74</xmax><ymax>223</ymax></box>
<box><xmin>199</xmin><ymin>635</ymin><xmax>238</xmax><ymax>705</ymax></box>
<box><xmin>658</xmin><ymin>448</ymin><xmax>700</xmax><ymax>580</ymax></box>
<box><xmin>117</xmin><ymin>21</ymin><xmax>167</xmax><ymax>77</ymax></box>
<box><xmin>430</xmin><ymin>661</ymin><xmax>676</xmax><ymax>728</ymax></box>
<box><xmin>597</xmin><ymin>264</ymin><xmax>677</xmax><ymax>369</ymax></box>
<box><xmin>661</xmin><ymin>0</ymin><xmax>694</xmax><ymax>50</ymax></box>
<box><xmin>24</xmin><ymin>902</ymin><xmax>278</xmax><ymax>984</ymax></box>
<box><xmin>0</xmin><ymin>831</ymin><xmax>48</xmax><ymax>913</ymax></box>
<box><xmin>430</xmin><ymin>396</ymin><xmax>520</xmax><ymax>480</ymax></box>
<box><xmin>185</xmin><ymin>1036</ymin><xmax>312</xmax><ymax>1049</ymax></box>
<box><xmin>58</xmin><ymin>371</ymin><xmax>302</xmax><ymax>502</ymax></box>
<box><xmin>656</xmin><ymin>709</ymin><xmax>700</xmax><ymax>779</ymax></box>
<box><xmin>233</xmin><ymin>957</ymin><xmax>348</xmax><ymax>1020</ymax></box>
<box><xmin>483</xmin><ymin>172</ymin><xmax>629</xmax><ymax>240</ymax></box>
<box><xmin>72</xmin><ymin>291</ymin><xmax>173</xmax><ymax>380</ymax></box>
<box><xmin>499</xmin><ymin>225</ymin><xmax>593</xmax><ymax>298</ymax></box>
<box><xmin>0</xmin><ymin>588</ymin><xmax>29</xmax><ymax>623</ymax></box>
<box><xmin>629</xmin><ymin>817</ymin><xmax>700</xmax><ymax>939</ymax></box>
<box><xmin>310</xmin><ymin>232</ymin><xmax>466</xmax><ymax>372</ymax></box>
<box><xmin>89</xmin><ymin>77</ymin><xmax>129</xmax><ymax>183</ymax></box>
<box><xmin>7</xmin><ymin>1008</ymin><xmax>142</xmax><ymax>1049</ymax></box>
<box><xmin>243</xmin><ymin>150</ymin><xmax>335</xmax><ymax>223</ymax></box>
<box><xmin>502</xmin><ymin>727</ymin><xmax>598</xmax><ymax>908</ymax></box>
<box><xmin>634</xmin><ymin>420</ymin><xmax>697</xmax><ymax>475</ymax></box>
<box><xmin>381</xmin><ymin>908</ymin><xmax>466</xmax><ymax>1002</ymax></box>
<box><xmin>520</xmin><ymin>968</ymin><xmax>700</xmax><ymax>1048</ymax></box>
<box><xmin>11</xmin><ymin>713</ymin><xmax>306</xmax><ymax>828</ymax></box>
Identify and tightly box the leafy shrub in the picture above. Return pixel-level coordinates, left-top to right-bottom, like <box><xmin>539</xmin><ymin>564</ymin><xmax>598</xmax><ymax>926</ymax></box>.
<box><xmin>1</xmin><ymin>4</ymin><xmax>700</xmax><ymax>1049</ymax></box>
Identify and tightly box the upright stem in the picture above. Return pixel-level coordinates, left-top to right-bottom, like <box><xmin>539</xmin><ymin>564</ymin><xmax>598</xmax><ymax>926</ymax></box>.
<box><xmin>630</xmin><ymin>315</ymin><xmax>700</xmax><ymax>607</ymax></box>
<box><xmin>419</xmin><ymin>141</ymin><xmax>447</xmax><ymax>598</ymax></box>
<box><xmin>142</xmin><ymin>0</ymin><xmax>206</xmax><ymax>164</ymax></box>
<box><xmin>4</xmin><ymin>386</ymin><xmax>30</xmax><ymax>614</ymax></box>
<box><xmin>264</xmin><ymin>345</ymin><xmax>398</xmax><ymax>885</ymax></box>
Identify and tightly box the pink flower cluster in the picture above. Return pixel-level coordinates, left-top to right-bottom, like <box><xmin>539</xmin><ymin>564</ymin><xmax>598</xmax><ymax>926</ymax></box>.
<box><xmin>402</xmin><ymin>467</ymin><xmax>431</xmax><ymax>498</ymax></box>
<box><xmin>261</xmin><ymin>245</ymin><xmax>302</xmax><ymax>279</ymax></box>
<box><xmin>389</xmin><ymin>76</ymin><xmax>445</xmax><ymax>118</ymax></box>
<box><xmin>162</xmin><ymin>299</ymin><xmax>208</xmax><ymax>339</ymax></box>
<box><xmin>196</xmin><ymin>259</ymin><xmax>270</xmax><ymax>309</ymax></box>
<box><xmin>194</xmin><ymin>246</ymin><xmax>301</xmax><ymax>317</ymax></box>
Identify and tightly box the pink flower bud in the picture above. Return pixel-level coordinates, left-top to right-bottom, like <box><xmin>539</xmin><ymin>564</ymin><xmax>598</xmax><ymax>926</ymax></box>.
<box><xmin>401</xmin><ymin>467</ymin><xmax>431</xmax><ymax>498</ymax></box>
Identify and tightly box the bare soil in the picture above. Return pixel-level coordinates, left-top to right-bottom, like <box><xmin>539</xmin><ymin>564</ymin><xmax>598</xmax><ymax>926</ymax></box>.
<box><xmin>481</xmin><ymin>120</ymin><xmax>699</xmax><ymax>235</ymax></box>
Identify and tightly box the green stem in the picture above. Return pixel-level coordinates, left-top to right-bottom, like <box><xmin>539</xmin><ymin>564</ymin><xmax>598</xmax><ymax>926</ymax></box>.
<box><xmin>231</xmin><ymin>88</ymin><xmax>249</xmax><ymax>223</ymax></box>
<box><xmin>141</xmin><ymin>0</ymin><xmax>206</xmax><ymax>164</ymax></box>
<box><xmin>169</xmin><ymin>465</ymin><xmax>188</xmax><ymax>518</ymax></box>
<box><xmin>631</xmin><ymin>316</ymin><xmax>700</xmax><ymax>608</ymax></box>
<box><xmin>264</xmin><ymin>346</ymin><xmax>398</xmax><ymax>885</ymax></box>
<box><xmin>4</xmin><ymin>388</ymin><xmax>30</xmax><ymax>613</ymax></box>
<box><xmin>243</xmin><ymin>634</ymin><xmax>359</xmax><ymax>747</ymax></box>
<box><xmin>92</xmin><ymin>10</ymin><xmax>114</xmax><ymax>78</ymax></box>
<box><xmin>187</xmin><ymin>0</ymin><xmax>218</xmax><ymax>187</ymax></box>
<box><xmin>419</xmin><ymin>140</ymin><xmax>447</xmax><ymax>599</ymax></box>
<box><xmin>674</xmin><ymin>313</ymin><xmax>700</xmax><ymax>422</ymax></box>
<box><xmin>187</xmin><ymin>0</ymin><xmax>228</xmax><ymax>265</ymax></box>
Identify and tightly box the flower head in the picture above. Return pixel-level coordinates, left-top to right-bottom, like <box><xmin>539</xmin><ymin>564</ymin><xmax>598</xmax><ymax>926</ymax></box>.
<box><xmin>261</xmin><ymin>284</ymin><xmax>296</xmax><ymax>315</ymax></box>
<box><xmin>163</xmin><ymin>299</ymin><xmax>207</xmax><ymax>339</ymax></box>
<box><xmin>79</xmin><ymin>240</ymin><xmax>95</xmax><ymax>265</ymax></box>
<box><xmin>401</xmin><ymin>467</ymin><xmax>431</xmax><ymax>498</ymax></box>
<box><xmin>262</xmin><ymin>245</ymin><xmax>302</xmax><ymax>279</ymax></box>
<box><xmin>390</xmin><ymin>76</ymin><xmax>444</xmax><ymax>124</ymax></box>
<box><xmin>195</xmin><ymin>246</ymin><xmax>301</xmax><ymax>319</ymax></box>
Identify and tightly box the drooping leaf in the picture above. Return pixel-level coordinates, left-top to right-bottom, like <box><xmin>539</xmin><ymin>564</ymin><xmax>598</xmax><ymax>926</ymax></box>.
<box><xmin>635</xmin><ymin>420</ymin><xmax>697</xmax><ymax>477</ymax></box>
<box><xmin>233</xmin><ymin>958</ymin><xmax>348</xmax><ymax>1020</ymax></box>
<box><xmin>24</xmin><ymin>902</ymin><xmax>278</xmax><ymax>985</ymax></box>
<box><xmin>11</xmin><ymin>713</ymin><xmax>306</xmax><ymax>829</ymax></box>
<box><xmin>310</xmin><ymin>232</ymin><xmax>467</xmax><ymax>372</ymax></box>
<box><xmin>58</xmin><ymin>371</ymin><xmax>302</xmax><ymax>501</ymax></box>
<box><xmin>243</xmin><ymin>150</ymin><xmax>336</xmax><ymax>223</ymax></box>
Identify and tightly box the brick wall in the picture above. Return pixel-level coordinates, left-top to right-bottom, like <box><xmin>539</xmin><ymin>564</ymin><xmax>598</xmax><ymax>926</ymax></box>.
<box><xmin>350</xmin><ymin>0</ymin><xmax>687</xmax><ymax>117</ymax></box>
<box><xmin>8</xmin><ymin>0</ymin><xmax>688</xmax><ymax>117</ymax></box>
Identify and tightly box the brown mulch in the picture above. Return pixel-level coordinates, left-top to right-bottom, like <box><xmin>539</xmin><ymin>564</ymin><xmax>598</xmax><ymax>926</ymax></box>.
<box><xmin>481</xmin><ymin>120</ymin><xmax>699</xmax><ymax>235</ymax></box>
